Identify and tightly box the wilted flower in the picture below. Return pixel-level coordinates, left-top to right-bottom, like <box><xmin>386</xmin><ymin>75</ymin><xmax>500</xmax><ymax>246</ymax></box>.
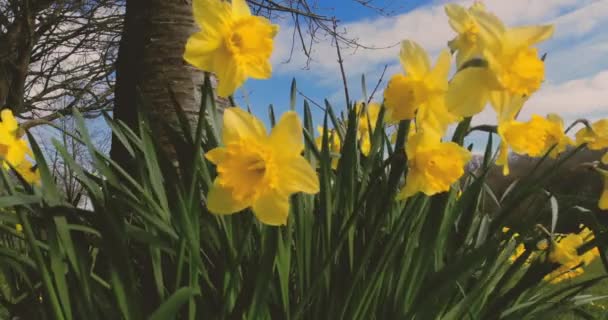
<box><xmin>205</xmin><ymin>108</ymin><xmax>319</xmax><ymax>225</ymax></box>
<box><xmin>384</xmin><ymin>41</ymin><xmax>457</xmax><ymax>136</ymax></box>
<box><xmin>184</xmin><ymin>0</ymin><xmax>279</xmax><ymax>97</ymax></box>
<box><xmin>397</xmin><ymin>131</ymin><xmax>471</xmax><ymax>199</ymax></box>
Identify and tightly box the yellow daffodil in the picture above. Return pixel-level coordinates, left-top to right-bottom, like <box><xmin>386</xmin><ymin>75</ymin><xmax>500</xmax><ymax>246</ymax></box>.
<box><xmin>384</xmin><ymin>41</ymin><xmax>457</xmax><ymax>136</ymax></box>
<box><xmin>205</xmin><ymin>108</ymin><xmax>319</xmax><ymax>226</ymax></box>
<box><xmin>356</xmin><ymin>102</ymin><xmax>381</xmax><ymax>156</ymax></box>
<box><xmin>597</xmin><ymin>168</ymin><xmax>608</xmax><ymax>210</ymax></box>
<box><xmin>445</xmin><ymin>2</ymin><xmax>486</xmax><ymax>67</ymax></box>
<box><xmin>576</xmin><ymin>119</ymin><xmax>608</xmax><ymax>164</ymax></box>
<box><xmin>15</xmin><ymin>223</ymin><xmax>23</xmax><ymax>233</ymax></box>
<box><xmin>184</xmin><ymin>0</ymin><xmax>279</xmax><ymax>97</ymax></box>
<box><xmin>445</xmin><ymin>6</ymin><xmax>553</xmax><ymax>118</ymax></box>
<box><xmin>0</xmin><ymin>110</ymin><xmax>31</xmax><ymax>167</ymax></box>
<box><xmin>0</xmin><ymin>109</ymin><xmax>39</xmax><ymax>184</ymax></box>
<box><xmin>497</xmin><ymin>114</ymin><xmax>572</xmax><ymax>175</ymax></box>
<box><xmin>397</xmin><ymin>131</ymin><xmax>471</xmax><ymax>199</ymax></box>
<box><xmin>315</xmin><ymin>126</ymin><xmax>341</xmax><ymax>169</ymax></box>
<box><xmin>544</xmin><ymin>227</ymin><xmax>600</xmax><ymax>283</ymax></box>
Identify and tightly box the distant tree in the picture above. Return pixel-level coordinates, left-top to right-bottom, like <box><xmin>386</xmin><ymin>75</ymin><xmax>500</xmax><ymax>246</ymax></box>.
<box><xmin>0</xmin><ymin>0</ymin><xmax>122</xmax><ymax>119</ymax></box>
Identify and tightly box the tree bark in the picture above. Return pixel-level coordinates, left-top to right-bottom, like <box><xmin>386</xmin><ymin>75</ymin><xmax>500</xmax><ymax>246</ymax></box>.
<box><xmin>111</xmin><ymin>0</ymin><xmax>227</xmax><ymax>168</ymax></box>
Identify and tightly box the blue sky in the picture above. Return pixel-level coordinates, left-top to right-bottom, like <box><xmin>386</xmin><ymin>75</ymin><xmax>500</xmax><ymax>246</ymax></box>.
<box><xmin>235</xmin><ymin>0</ymin><xmax>608</xmax><ymax>148</ymax></box>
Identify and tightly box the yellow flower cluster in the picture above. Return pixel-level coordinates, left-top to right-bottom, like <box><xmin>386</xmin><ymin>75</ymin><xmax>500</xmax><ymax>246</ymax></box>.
<box><xmin>0</xmin><ymin>110</ymin><xmax>39</xmax><ymax>184</ymax></box>
<box><xmin>186</xmin><ymin>0</ymin><xmax>608</xmax><ymax>223</ymax></box>
<box><xmin>544</xmin><ymin>227</ymin><xmax>600</xmax><ymax>284</ymax></box>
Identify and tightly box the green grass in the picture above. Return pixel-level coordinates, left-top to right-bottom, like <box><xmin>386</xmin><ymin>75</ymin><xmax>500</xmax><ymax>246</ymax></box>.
<box><xmin>554</xmin><ymin>261</ymin><xmax>608</xmax><ymax>319</ymax></box>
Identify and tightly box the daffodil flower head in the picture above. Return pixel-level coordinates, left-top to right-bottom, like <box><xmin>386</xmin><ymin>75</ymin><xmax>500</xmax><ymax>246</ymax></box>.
<box><xmin>397</xmin><ymin>131</ymin><xmax>471</xmax><ymax>199</ymax></box>
<box><xmin>576</xmin><ymin>119</ymin><xmax>608</xmax><ymax>158</ymax></box>
<box><xmin>0</xmin><ymin>110</ymin><xmax>37</xmax><ymax>184</ymax></box>
<box><xmin>470</xmin><ymin>8</ymin><xmax>554</xmax><ymax>96</ymax></box>
<box><xmin>384</xmin><ymin>41</ymin><xmax>456</xmax><ymax>136</ymax></box>
<box><xmin>205</xmin><ymin>108</ymin><xmax>319</xmax><ymax>226</ymax></box>
<box><xmin>445</xmin><ymin>2</ymin><xmax>486</xmax><ymax>67</ymax></box>
<box><xmin>445</xmin><ymin>7</ymin><xmax>553</xmax><ymax>118</ymax></box>
<box><xmin>497</xmin><ymin>114</ymin><xmax>572</xmax><ymax>175</ymax></box>
<box><xmin>184</xmin><ymin>0</ymin><xmax>279</xmax><ymax>97</ymax></box>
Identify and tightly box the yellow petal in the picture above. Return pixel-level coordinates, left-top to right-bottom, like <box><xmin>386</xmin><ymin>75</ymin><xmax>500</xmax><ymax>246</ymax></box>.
<box><xmin>252</xmin><ymin>189</ymin><xmax>290</xmax><ymax>226</ymax></box>
<box><xmin>445</xmin><ymin>4</ymin><xmax>469</xmax><ymax>33</ymax></box>
<box><xmin>183</xmin><ymin>32</ymin><xmax>221</xmax><ymax>71</ymax></box>
<box><xmin>207</xmin><ymin>180</ymin><xmax>250</xmax><ymax>214</ymax></box>
<box><xmin>222</xmin><ymin>108</ymin><xmax>267</xmax><ymax>145</ymax></box>
<box><xmin>204</xmin><ymin>147</ymin><xmax>227</xmax><ymax>164</ymax></box>
<box><xmin>400</xmin><ymin>40</ymin><xmax>430</xmax><ymax>79</ymax></box>
<box><xmin>269</xmin><ymin>111</ymin><xmax>303</xmax><ymax>155</ymax></box>
<box><xmin>0</xmin><ymin>109</ymin><xmax>18</xmax><ymax>132</ymax></box>
<box><xmin>496</xmin><ymin>141</ymin><xmax>510</xmax><ymax>175</ymax></box>
<box><xmin>215</xmin><ymin>56</ymin><xmax>246</xmax><ymax>97</ymax></box>
<box><xmin>428</xmin><ymin>49</ymin><xmax>451</xmax><ymax>90</ymax></box>
<box><xmin>470</xmin><ymin>9</ymin><xmax>505</xmax><ymax>52</ymax></box>
<box><xmin>602</xmin><ymin>152</ymin><xmax>608</xmax><ymax>165</ymax></box>
<box><xmin>245</xmin><ymin>58</ymin><xmax>272</xmax><ymax>79</ymax></box>
<box><xmin>231</xmin><ymin>0</ymin><xmax>251</xmax><ymax>18</ymax></box>
<box><xmin>383</xmin><ymin>74</ymin><xmax>418</xmax><ymax>121</ymax></box>
<box><xmin>490</xmin><ymin>91</ymin><xmax>526</xmax><ymax>124</ymax></box>
<box><xmin>278</xmin><ymin>156</ymin><xmax>319</xmax><ymax>194</ymax></box>
<box><xmin>360</xmin><ymin>134</ymin><xmax>371</xmax><ymax>156</ymax></box>
<box><xmin>446</xmin><ymin>68</ymin><xmax>492</xmax><ymax>117</ymax></box>
<box><xmin>192</xmin><ymin>0</ymin><xmax>231</xmax><ymax>34</ymax></box>
<box><xmin>397</xmin><ymin>170</ymin><xmax>425</xmax><ymax>200</ymax></box>
<box><xmin>506</xmin><ymin>25</ymin><xmax>554</xmax><ymax>49</ymax></box>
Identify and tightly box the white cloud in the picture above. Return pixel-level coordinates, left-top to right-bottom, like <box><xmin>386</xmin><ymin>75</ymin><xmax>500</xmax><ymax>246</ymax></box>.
<box><xmin>524</xmin><ymin>69</ymin><xmax>608</xmax><ymax>120</ymax></box>
<box><xmin>272</xmin><ymin>0</ymin><xmax>602</xmax><ymax>80</ymax></box>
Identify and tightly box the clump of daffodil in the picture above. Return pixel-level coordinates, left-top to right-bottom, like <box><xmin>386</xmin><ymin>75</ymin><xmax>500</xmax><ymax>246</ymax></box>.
<box><xmin>384</xmin><ymin>41</ymin><xmax>458</xmax><ymax>136</ymax></box>
<box><xmin>205</xmin><ymin>108</ymin><xmax>319</xmax><ymax>226</ymax></box>
<box><xmin>497</xmin><ymin>114</ymin><xmax>572</xmax><ymax>174</ymax></box>
<box><xmin>445</xmin><ymin>3</ymin><xmax>554</xmax><ymax>118</ymax></box>
<box><xmin>397</xmin><ymin>131</ymin><xmax>471</xmax><ymax>199</ymax></box>
<box><xmin>544</xmin><ymin>227</ymin><xmax>600</xmax><ymax>284</ymax></box>
<box><xmin>315</xmin><ymin>126</ymin><xmax>341</xmax><ymax>169</ymax></box>
<box><xmin>576</xmin><ymin>119</ymin><xmax>608</xmax><ymax>164</ymax></box>
<box><xmin>356</xmin><ymin>101</ymin><xmax>381</xmax><ymax>156</ymax></box>
<box><xmin>184</xmin><ymin>0</ymin><xmax>279</xmax><ymax>97</ymax></box>
<box><xmin>0</xmin><ymin>109</ymin><xmax>39</xmax><ymax>184</ymax></box>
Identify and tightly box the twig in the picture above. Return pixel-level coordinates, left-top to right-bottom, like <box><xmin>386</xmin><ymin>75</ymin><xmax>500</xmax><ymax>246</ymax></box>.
<box><xmin>332</xmin><ymin>18</ymin><xmax>350</xmax><ymax>108</ymax></box>
<box><xmin>367</xmin><ymin>64</ymin><xmax>388</xmax><ymax>104</ymax></box>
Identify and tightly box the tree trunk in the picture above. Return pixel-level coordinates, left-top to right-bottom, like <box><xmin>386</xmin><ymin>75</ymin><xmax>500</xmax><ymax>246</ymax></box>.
<box><xmin>111</xmin><ymin>0</ymin><xmax>227</xmax><ymax>168</ymax></box>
